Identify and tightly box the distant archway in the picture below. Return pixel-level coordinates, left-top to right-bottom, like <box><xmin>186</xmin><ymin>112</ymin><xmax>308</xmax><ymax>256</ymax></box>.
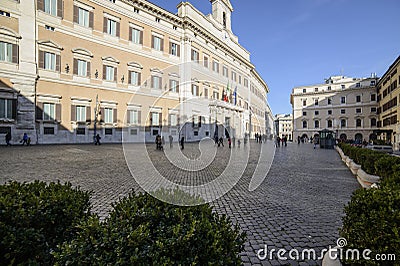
<box><xmin>340</xmin><ymin>133</ymin><xmax>347</xmax><ymax>140</ymax></box>
<box><xmin>369</xmin><ymin>133</ymin><xmax>377</xmax><ymax>141</ymax></box>
<box><xmin>355</xmin><ymin>133</ymin><xmax>363</xmax><ymax>144</ymax></box>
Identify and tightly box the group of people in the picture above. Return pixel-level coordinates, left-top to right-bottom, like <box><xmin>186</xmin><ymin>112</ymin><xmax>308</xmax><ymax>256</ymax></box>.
<box><xmin>155</xmin><ymin>134</ymin><xmax>185</xmax><ymax>150</ymax></box>
<box><xmin>4</xmin><ymin>132</ymin><xmax>31</xmax><ymax>146</ymax></box>
<box><xmin>255</xmin><ymin>133</ymin><xmax>268</xmax><ymax>143</ymax></box>
<box><xmin>275</xmin><ymin>136</ymin><xmax>288</xmax><ymax>147</ymax></box>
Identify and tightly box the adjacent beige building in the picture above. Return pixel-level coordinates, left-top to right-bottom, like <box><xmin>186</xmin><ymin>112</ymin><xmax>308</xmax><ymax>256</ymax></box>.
<box><xmin>290</xmin><ymin>75</ymin><xmax>379</xmax><ymax>143</ymax></box>
<box><xmin>376</xmin><ymin>56</ymin><xmax>400</xmax><ymax>150</ymax></box>
<box><xmin>0</xmin><ymin>0</ymin><xmax>271</xmax><ymax>144</ymax></box>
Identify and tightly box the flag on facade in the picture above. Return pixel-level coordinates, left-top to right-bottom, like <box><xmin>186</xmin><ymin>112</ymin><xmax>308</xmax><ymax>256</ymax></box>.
<box><xmin>221</xmin><ymin>89</ymin><xmax>225</xmax><ymax>101</ymax></box>
<box><xmin>233</xmin><ymin>86</ymin><xmax>237</xmax><ymax>105</ymax></box>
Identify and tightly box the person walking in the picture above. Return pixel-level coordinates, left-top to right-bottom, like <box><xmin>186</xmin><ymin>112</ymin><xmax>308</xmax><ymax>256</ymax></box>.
<box><xmin>180</xmin><ymin>136</ymin><xmax>184</xmax><ymax>150</ymax></box>
<box><xmin>21</xmin><ymin>133</ymin><xmax>28</xmax><ymax>146</ymax></box>
<box><xmin>313</xmin><ymin>137</ymin><xmax>317</xmax><ymax>149</ymax></box>
<box><xmin>5</xmin><ymin>132</ymin><xmax>11</xmax><ymax>146</ymax></box>
<box><xmin>228</xmin><ymin>137</ymin><xmax>232</xmax><ymax>149</ymax></box>
<box><xmin>218</xmin><ymin>137</ymin><xmax>224</xmax><ymax>147</ymax></box>
<box><xmin>169</xmin><ymin>135</ymin><xmax>173</xmax><ymax>148</ymax></box>
<box><xmin>95</xmin><ymin>134</ymin><xmax>101</xmax><ymax>145</ymax></box>
<box><xmin>276</xmin><ymin>136</ymin><xmax>281</xmax><ymax>147</ymax></box>
<box><xmin>284</xmin><ymin>136</ymin><xmax>287</xmax><ymax>147</ymax></box>
<box><xmin>298</xmin><ymin>136</ymin><xmax>301</xmax><ymax>145</ymax></box>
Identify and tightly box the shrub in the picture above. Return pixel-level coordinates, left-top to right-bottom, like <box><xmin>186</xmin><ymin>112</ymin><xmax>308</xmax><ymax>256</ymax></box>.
<box><xmin>340</xmin><ymin>183</ymin><xmax>400</xmax><ymax>265</ymax></box>
<box><xmin>0</xmin><ymin>181</ymin><xmax>91</xmax><ymax>265</ymax></box>
<box><xmin>54</xmin><ymin>190</ymin><xmax>246</xmax><ymax>265</ymax></box>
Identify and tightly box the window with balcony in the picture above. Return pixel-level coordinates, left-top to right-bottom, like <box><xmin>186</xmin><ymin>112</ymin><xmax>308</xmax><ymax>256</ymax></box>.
<box><xmin>76</xmin><ymin>105</ymin><xmax>86</xmax><ymax>122</ymax></box>
<box><xmin>104</xmin><ymin>108</ymin><xmax>113</xmax><ymax>124</ymax></box>
<box><xmin>152</xmin><ymin>35</ymin><xmax>163</xmax><ymax>51</ymax></box>
<box><xmin>169</xmin><ymin>80</ymin><xmax>179</xmax><ymax>93</ymax></box>
<box><xmin>104</xmin><ymin>18</ymin><xmax>119</xmax><ymax>37</ymax></box>
<box><xmin>370</xmin><ymin>118</ymin><xmax>377</xmax><ymax>127</ymax></box>
<box><xmin>212</xmin><ymin>60</ymin><xmax>219</xmax><ymax>73</ymax></box>
<box><xmin>103</xmin><ymin>65</ymin><xmax>116</xmax><ymax>81</ymax></box>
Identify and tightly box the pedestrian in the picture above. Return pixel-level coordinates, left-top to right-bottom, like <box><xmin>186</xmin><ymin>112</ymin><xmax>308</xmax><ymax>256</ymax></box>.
<box><xmin>95</xmin><ymin>134</ymin><xmax>101</xmax><ymax>145</ymax></box>
<box><xmin>255</xmin><ymin>133</ymin><xmax>258</xmax><ymax>143</ymax></box>
<box><xmin>237</xmin><ymin>139</ymin><xmax>241</xmax><ymax>148</ymax></box>
<box><xmin>5</xmin><ymin>132</ymin><xmax>11</xmax><ymax>146</ymax></box>
<box><xmin>219</xmin><ymin>137</ymin><xmax>224</xmax><ymax>147</ymax></box>
<box><xmin>276</xmin><ymin>136</ymin><xmax>281</xmax><ymax>147</ymax></box>
<box><xmin>21</xmin><ymin>133</ymin><xmax>28</xmax><ymax>146</ymax></box>
<box><xmin>161</xmin><ymin>136</ymin><xmax>165</xmax><ymax>146</ymax></box>
<box><xmin>214</xmin><ymin>135</ymin><xmax>218</xmax><ymax>146</ymax></box>
<box><xmin>313</xmin><ymin>137</ymin><xmax>317</xmax><ymax>149</ymax></box>
<box><xmin>169</xmin><ymin>135</ymin><xmax>173</xmax><ymax>148</ymax></box>
<box><xmin>298</xmin><ymin>136</ymin><xmax>301</xmax><ymax>145</ymax></box>
<box><xmin>284</xmin><ymin>136</ymin><xmax>287</xmax><ymax>147</ymax></box>
<box><xmin>180</xmin><ymin>136</ymin><xmax>184</xmax><ymax>150</ymax></box>
<box><xmin>228</xmin><ymin>137</ymin><xmax>231</xmax><ymax>148</ymax></box>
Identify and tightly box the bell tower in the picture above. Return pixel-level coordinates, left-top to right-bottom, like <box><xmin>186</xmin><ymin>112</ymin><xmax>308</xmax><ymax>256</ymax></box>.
<box><xmin>210</xmin><ymin>0</ymin><xmax>233</xmax><ymax>32</ymax></box>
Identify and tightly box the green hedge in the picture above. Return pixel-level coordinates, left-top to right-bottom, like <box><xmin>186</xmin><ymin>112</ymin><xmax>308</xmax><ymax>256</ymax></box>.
<box><xmin>0</xmin><ymin>181</ymin><xmax>91</xmax><ymax>265</ymax></box>
<box><xmin>338</xmin><ymin>144</ymin><xmax>400</xmax><ymax>265</ymax></box>
<box><xmin>54</xmin><ymin>191</ymin><xmax>246</xmax><ymax>265</ymax></box>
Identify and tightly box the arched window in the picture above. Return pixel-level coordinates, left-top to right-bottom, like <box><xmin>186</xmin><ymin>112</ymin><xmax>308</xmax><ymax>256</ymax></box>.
<box><xmin>302</xmin><ymin>120</ymin><xmax>307</xmax><ymax>128</ymax></box>
<box><xmin>314</xmin><ymin>120</ymin><xmax>319</xmax><ymax>128</ymax></box>
<box><xmin>327</xmin><ymin>120</ymin><xmax>333</xmax><ymax>128</ymax></box>
<box><xmin>356</xmin><ymin>119</ymin><xmax>362</xmax><ymax>127</ymax></box>
<box><xmin>370</xmin><ymin>118</ymin><xmax>377</xmax><ymax>127</ymax></box>
<box><xmin>341</xmin><ymin>119</ymin><xmax>346</xmax><ymax>128</ymax></box>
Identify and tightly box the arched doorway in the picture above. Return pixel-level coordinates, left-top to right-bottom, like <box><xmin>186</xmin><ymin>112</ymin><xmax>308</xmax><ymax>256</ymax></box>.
<box><xmin>314</xmin><ymin>133</ymin><xmax>320</xmax><ymax>144</ymax></box>
<box><xmin>301</xmin><ymin>134</ymin><xmax>308</xmax><ymax>143</ymax></box>
<box><xmin>355</xmin><ymin>133</ymin><xmax>363</xmax><ymax>144</ymax></box>
<box><xmin>369</xmin><ymin>133</ymin><xmax>377</xmax><ymax>142</ymax></box>
<box><xmin>340</xmin><ymin>133</ymin><xmax>347</xmax><ymax>141</ymax></box>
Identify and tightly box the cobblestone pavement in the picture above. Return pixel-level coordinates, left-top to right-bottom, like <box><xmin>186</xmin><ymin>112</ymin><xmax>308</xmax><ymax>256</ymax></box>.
<box><xmin>0</xmin><ymin>141</ymin><xmax>359</xmax><ymax>265</ymax></box>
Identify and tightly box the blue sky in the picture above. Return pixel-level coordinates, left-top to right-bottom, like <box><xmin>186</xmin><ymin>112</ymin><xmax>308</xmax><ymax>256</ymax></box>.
<box><xmin>150</xmin><ymin>0</ymin><xmax>400</xmax><ymax>115</ymax></box>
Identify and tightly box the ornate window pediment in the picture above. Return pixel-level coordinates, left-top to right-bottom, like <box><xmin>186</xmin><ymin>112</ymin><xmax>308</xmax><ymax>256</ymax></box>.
<box><xmin>127</xmin><ymin>62</ymin><xmax>143</xmax><ymax>69</ymax></box>
<box><xmin>37</xmin><ymin>40</ymin><xmax>63</xmax><ymax>50</ymax></box>
<box><xmin>72</xmin><ymin>48</ymin><xmax>93</xmax><ymax>58</ymax></box>
<box><xmin>150</xmin><ymin>67</ymin><xmax>163</xmax><ymax>74</ymax></box>
<box><xmin>102</xmin><ymin>56</ymin><xmax>119</xmax><ymax>64</ymax></box>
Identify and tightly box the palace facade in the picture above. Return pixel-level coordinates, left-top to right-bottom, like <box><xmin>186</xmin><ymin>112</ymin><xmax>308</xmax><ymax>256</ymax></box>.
<box><xmin>0</xmin><ymin>0</ymin><xmax>271</xmax><ymax>144</ymax></box>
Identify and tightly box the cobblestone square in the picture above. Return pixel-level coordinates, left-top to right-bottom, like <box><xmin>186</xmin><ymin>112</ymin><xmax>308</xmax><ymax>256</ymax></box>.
<box><xmin>0</xmin><ymin>141</ymin><xmax>359</xmax><ymax>265</ymax></box>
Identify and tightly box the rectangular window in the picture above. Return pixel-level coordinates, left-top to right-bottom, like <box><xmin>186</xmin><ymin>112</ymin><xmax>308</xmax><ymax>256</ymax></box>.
<box><xmin>151</xmin><ymin>76</ymin><xmax>162</xmax><ymax>90</ymax></box>
<box><xmin>356</xmin><ymin>83</ymin><xmax>360</xmax><ymax>88</ymax></box>
<box><xmin>356</xmin><ymin>108</ymin><xmax>362</xmax><ymax>114</ymax></box>
<box><xmin>170</xmin><ymin>43</ymin><xmax>179</xmax><ymax>56</ymax></box>
<box><xmin>341</xmin><ymin>84</ymin><xmax>346</xmax><ymax>89</ymax></box>
<box><xmin>44</xmin><ymin>52</ymin><xmax>56</xmax><ymax>71</ymax></box>
<box><xmin>327</xmin><ymin>97</ymin><xmax>332</xmax><ymax>105</ymax></box>
<box><xmin>43</xmin><ymin>103</ymin><xmax>55</xmax><ymax>120</ymax></box>
<box><xmin>303</xmin><ymin>111</ymin><xmax>307</xmax><ymax>116</ymax></box>
<box><xmin>78</xmin><ymin>7</ymin><xmax>89</xmax><ymax>27</ymax></box>
<box><xmin>44</xmin><ymin>0</ymin><xmax>57</xmax><ymax>16</ymax></box>
<box><xmin>314</xmin><ymin>99</ymin><xmax>318</xmax><ymax>106</ymax></box>
<box><xmin>223</xmin><ymin>66</ymin><xmax>228</xmax><ymax>77</ymax></box>
<box><xmin>105</xmin><ymin>66</ymin><xmax>115</xmax><ymax>81</ymax></box>
<box><xmin>170</xmin><ymin>114</ymin><xmax>177</xmax><ymax>126</ymax></box>
<box><xmin>327</xmin><ymin>86</ymin><xmax>331</xmax><ymax>91</ymax></box>
<box><xmin>77</xmin><ymin>60</ymin><xmax>87</xmax><ymax>77</ymax></box>
<box><xmin>303</xmin><ymin>100</ymin><xmax>306</xmax><ymax>106</ymax></box>
<box><xmin>170</xmin><ymin>80</ymin><xmax>178</xmax><ymax>93</ymax></box>
<box><xmin>0</xmin><ymin>99</ymin><xmax>14</xmax><ymax>119</ymax></box>
<box><xmin>371</xmin><ymin>107</ymin><xmax>377</xmax><ymax>113</ymax></box>
<box><xmin>129</xmin><ymin>71</ymin><xmax>140</xmax><ymax>86</ymax></box>
<box><xmin>192</xmin><ymin>84</ymin><xmax>199</xmax><ymax>96</ymax></box>
<box><xmin>130</xmin><ymin>129</ymin><xmax>138</xmax><ymax>135</ymax></box>
<box><xmin>232</xmin><ymin>71</ymin><xmax>237</xmax><ymax>82</ymax></box>
<box><xmin>0</xmin><ymin>42</ymin><xmax>13</xmax><ymax>63</ymax></box>
<box><xmin>328</xmin><ymin>110</ymin><xmax>332</xmax><ymax>115</ymax></box>
<box><xmin>152</xmin><ymin>36</ymin><xmax>163</xmax><ymax>51</ymax></box>
<box><xmin>129</xmin><ymin>110</ymin><xmax>138</xmax><ymax>124</ymax></box>
<box><xmin>104</xmin><ymin>108</ymin><xmax>113</xmax><ymax>123</ymax></box>
<box><xmin>76</xmin><ymin>105</ymin><xmax>86</xmax><ymax>122</ymax></box>
<box><xmin>341</xmin><ymin>109</ymin><xmax>346</xmax><ymax>114</ymax></box>
<box><xmin>213</xmin><ymin>91</ymin><xmax>219</xmax><ymax>100</ymax></box>
<box><xmin>203</xmin><ymin>56</ymin><xmax>209</xmax><ymax>68</ymax></box>
<box><xmin>341</xmin><ymin>96</ymin><xmax>346</xmax><ymax>104</ymax></box>
<box><xmin>44</xmin><ymin>127</ymin><xmax>55</xmax><ymax>135</ymax></box>
<box><xmin>302</xmin><ymin>89</ymin><xmax>306</xmax><ymax>93</ymax></box>
<box><xmin>213</xmin><ymin>60</ymin><xmax>219</xmax><ymax>73</ymax></box>
<box><xmin>151</xmin><ymin>112</ymin><xmax>159</xmax><ymax>126</ymax></box>
<box><xmin>204</xmin><ymin>87</ymin><xmax>208</xmax><ymax>98</ymax></box>
<box><xmin>356</xmin><ymin>95</ymin><xmax>361</xmax><ymax>103</ymax></box>
<box><xmin>76</xmin><ymin>128</ymin><xmax>85</xmax><ymax>135</ymax></box>
<box><xmin>105</xmin><ymin>128</ymin><xmax>113</xmax><ymax>135</ymax></box>
<box><xmin>314</xmin><ymin>87</ymin><xmax>318</xmax><ymax>92</ymax></box>
<box><xmin>131</xmin><ymin>28</ymin><xmax>142</xmax><ymax>44</ymax></box>
<box><xmin>244</xmin><ymin>78</ymin><xmax>249</xmax><ymax>88</ymax></box>
<box><xmin>370</xmin><ymin>94</ymin><xmax>376</xmax><ymax>101</ymax></box>
<box><xmin>106</xmin><ymin>19</ymin><xmax>117</xmax><ymax>36</ymax></box>
<box><xmin>191</xmin><ymin>49</ymin><xmax>199</xmax><ymax>62</ymax></box>
<box><xmin>314</xmin><ymin>111</ymin><xmax>319</xmax><ymax>115</ymax></box>
<box><xmin>370</xmin><ymin>80</ymin><xmax>376</xmax><ymax>86</ymax></box>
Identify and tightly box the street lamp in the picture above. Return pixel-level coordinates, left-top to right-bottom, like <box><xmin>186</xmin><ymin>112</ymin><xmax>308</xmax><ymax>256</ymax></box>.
<box><xmin>93</xmin><ymin>95</ymin><xmax>101</xmax><ymax>144</ymax></box>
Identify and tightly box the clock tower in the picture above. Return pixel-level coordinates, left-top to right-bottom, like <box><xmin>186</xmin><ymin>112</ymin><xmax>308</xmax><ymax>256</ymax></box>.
<box><xmin>210</xmin><ymin>0</ymin><xmax>233</xmax><ymax>32</ymax></box>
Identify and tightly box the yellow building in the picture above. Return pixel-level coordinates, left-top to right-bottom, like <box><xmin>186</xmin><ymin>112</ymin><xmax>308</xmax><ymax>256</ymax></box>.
<box><xmin>377</xmin><ymin>56</ymin><xmax>400</xmax><ymax>150</ymax></box>
<box><xmin>0</xmin><ymin>0</ymin><xmax>270</xmax><ymax>144</ymax></box>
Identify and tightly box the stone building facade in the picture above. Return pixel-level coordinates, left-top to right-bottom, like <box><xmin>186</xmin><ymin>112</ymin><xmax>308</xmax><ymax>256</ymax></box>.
<box><xmin>290</xmin><ymin>75</ymin><xmax>379</xmax><ymax>143</ymax></box>
<box><xmin>0</xmin><ymin>0</ymin><xmax>270</xmax><ymax>144</ymax></box>
<box><xmin>274</xmin><ymin>113</ymin><xmax>293</xmax><ymax>141</ymax></box>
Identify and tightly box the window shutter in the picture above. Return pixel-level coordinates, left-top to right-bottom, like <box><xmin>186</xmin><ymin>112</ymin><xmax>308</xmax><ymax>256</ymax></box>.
<box><xmin>86</xmin><ymin>62</ymin><xmax>91</xmax><ymax>77</ymax></box>
<box><xmin>114</xmin><ymin>67</ymin><xmax>117</xmax><ymax>82</ymax></box>
<box><xmin>168</xmin><ymin>114</ymin><xmax>171</xmax><ymax>126</ymax></box>
<box><xmin>36</xmin><ymin>102</ymin><xmax>43</xmax><ymax>120</ymax></box>
<box><xmin>103</xmin><ymin>65</ymin><xmax>106</xmax><ymax>80</ymax></box>
<box><xmin>138</xmin><ymin>73</ymin><xmax>141</xmax><ymax>86</ymax></box>
<box><xmin>103</xmin><ymin>17</ymin><xmax>108</xmax><ymax>33</ymax></box>
<box><xmin>159</xmin><ymin>112</ymin><xmax>162</xmax><ymax>126</ymax></box>
<box><xmin>177</xmin><ymin>115</ymin><xmax>180</xmax><ymax>125</ymax></box>
<box><xmin>57</xmin><ymin>0</ymin><xmax>63</xmax><ymax>18</ymax></box>
<box><xmin>100</xmin><ymin>107</ymin><xmax>104</xmax><ymax>122</ymax></box>
<box><xmin>129</xmin><ymin>28</ymin><xmax>132</xmax><ymax>41</ymax></box>
<box><xmin>191</xmin><ymin>50</ymin><xmax>194</xmax><ymax>61</ymax></box>
<box><xmin>39</xmin><ymin>51</ymin><xmax>44</xmax><ymax>69</ymax></box>
<box><xmin>138</xmin><ymin>110</ymin><xmax>141</xmax><ymax>124</ymax></box>
<box><xmin>73</xmin><ymin>6</ymin><xmax>78</xmax><ymax>23</ymax></box>
<box><xmin>169</xmin><ymin>80</ymin><xmax>172</xmax><ymax>91</ymax></box>
<box><xmin>37</xmin><ymin>0</ymin><xmax>44</xmax><ymax>11</ymax></box>
<box><xmin>127</xmin><ymin>110</ymin><xmax>131</xmax><ymax>124</ymax></box>
<box><xmin>71</xmin><ymin>105</ymin><xmax>76</xmax><ymax>121</ymax></box>
<box><xmin>151</xmin><ymin>76</ymin><xmax>154</xmax><ymax>88</ymax></box>
<box><xmin>177</xmin><ymin>44</ymin><xmax>180</xmax><ymax>57</ymax></box>
<box><xmin>116</xmin><ymin>22</ymin><xmax>120</xmax><ymax>37</ymax></box>
<box><xmin>139</xmin><ymin>30</ymin><xmax>143</xmax><ymax>44</ymax></box>
<box><xmin>56</xmin><ymin>54</ymin><xmax>61</xmax><ymax>72</ymax></box>
<box><xmin>128</xmin><ymin>71</ymin><xmax>132</xmax><ymax>84</ymax></box>
<box><xmin>56</xmin><ymin>104</ymin><xmax>61</xmax><ymax>121</ymax></box>
<box><xmin>159</xmin><ymin>77</ymin><xmax>162</xmax><ymax>90</ymax></box>
<box><xmin>86</xmin><ymin>106</ymin><xmax>91</xmax><ymax>122</ymax></box>
<box><xmin>12</xmin><ymin>44</ymin><xmax>18</xmax><ymax>64</ymax></box>
<box><xmin>12</xmin><ymin>99</ymin><xmax>17</xmax><ymax>120</ymax></box>
<box><xmin>113</xmin><ymin>109</ymin><xmax>118</xmax><ymax>123</ymax></box>
<box><xmin>73</xmin><ymin>59</ymin><xmax>78</xmax><ymax>75</ymax></box>
<box><xmin>151</xmin><ymin>35</ymin><xmax>154</xmax><ymax>49</ymax></box>
<box><xmin>176</xmin><ymin>83</ymin><xmax>179</xmax><ymax>93</ymax></box>
<box><xmin>89</xmin><ymin>11</ymin><xmax>94</xmax><ymax>28</ymax></box>
<box><xmin>199</xmin><ymin>116</ymin><xmax>202</xmax><ymax>127</ymax></box>
<box><xmin>169</xmin><ymin>42</ymin><xmax>172</xmax><ymax>54</ymax></box>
